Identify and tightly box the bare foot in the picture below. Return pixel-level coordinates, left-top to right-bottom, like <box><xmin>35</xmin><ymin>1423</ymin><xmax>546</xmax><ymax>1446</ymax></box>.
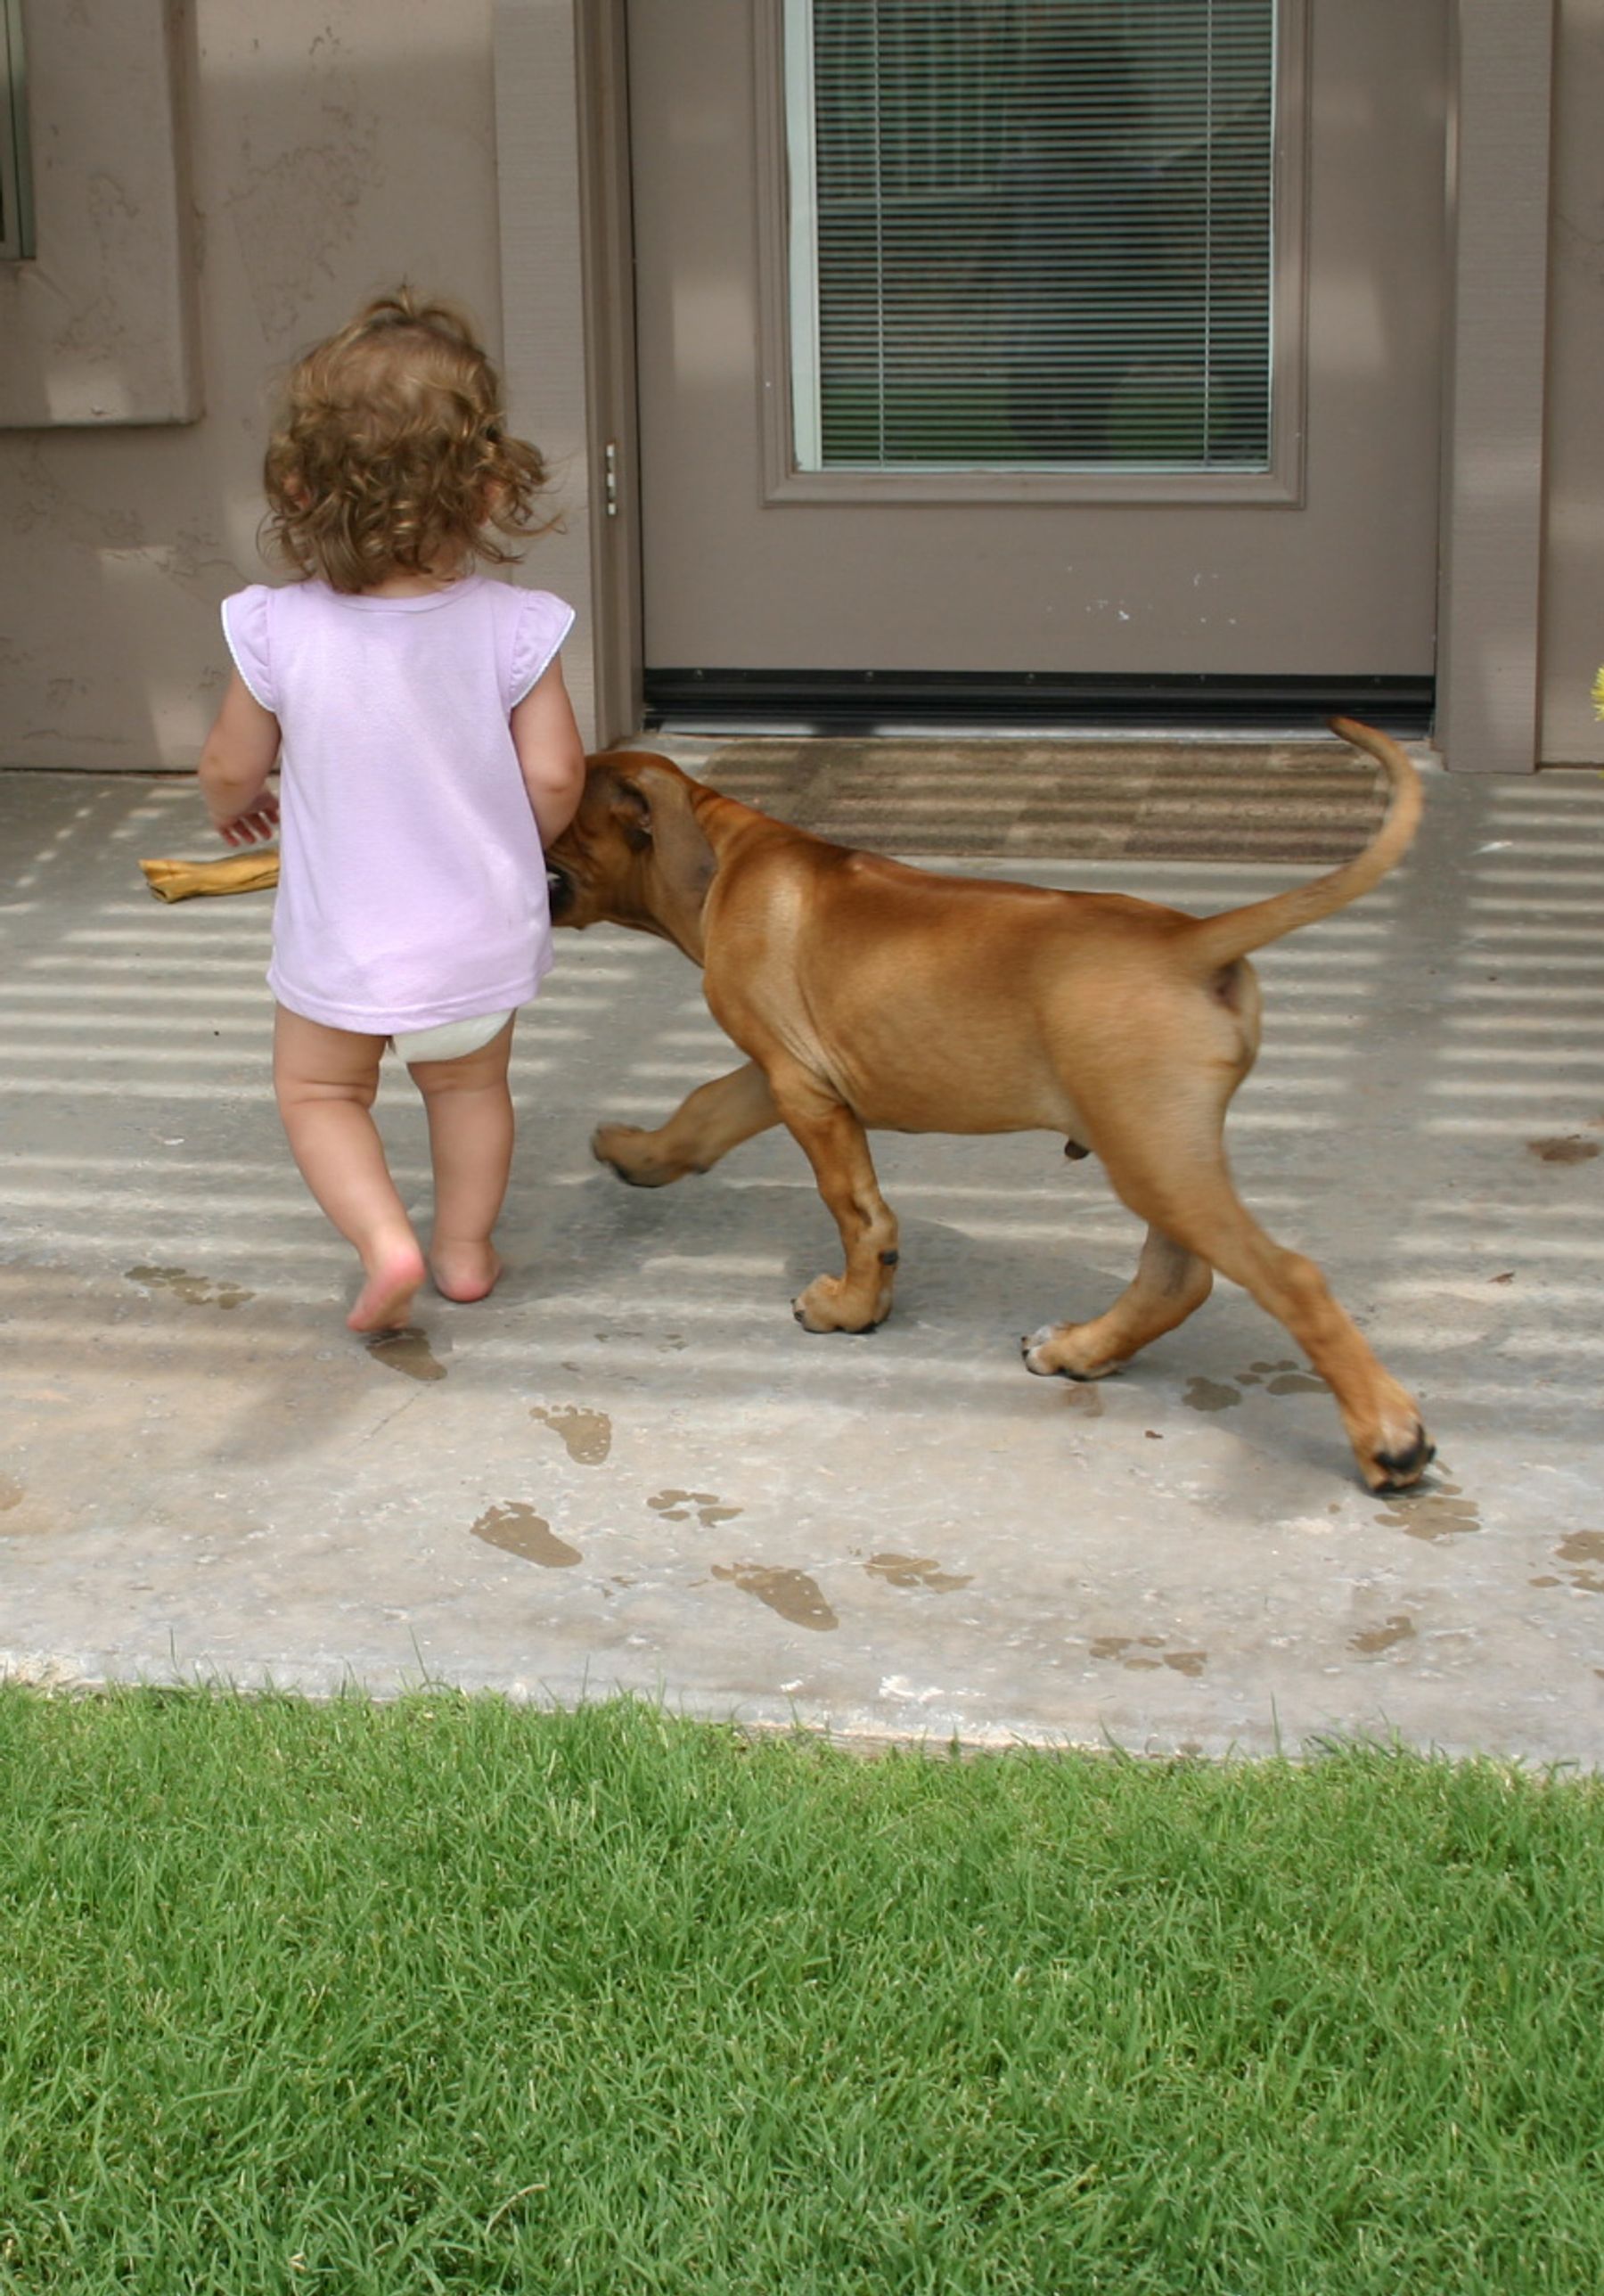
<box><xmin>430</xmin><ymin>1242</ymin><xmax>503</xmax><ymax>1304</ymax></box>
<box><xmin>348</xmin><ymin>1242</ymin><xmax>428</xmax><ymax>1332</ymax></box>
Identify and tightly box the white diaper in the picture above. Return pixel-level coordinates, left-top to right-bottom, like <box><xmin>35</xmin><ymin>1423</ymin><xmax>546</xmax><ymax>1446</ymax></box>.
<box><xmin>391</xmin><ymin>1009</ymin><xmax>514</xmax><ymax>1063</ymax></box>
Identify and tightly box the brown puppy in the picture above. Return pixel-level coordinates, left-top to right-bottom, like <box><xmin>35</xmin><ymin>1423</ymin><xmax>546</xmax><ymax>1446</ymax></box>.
<box><xmin>546</xmin><ymin>718</ymin><xmax>1432</xmax><ymax>1491</ymax></box>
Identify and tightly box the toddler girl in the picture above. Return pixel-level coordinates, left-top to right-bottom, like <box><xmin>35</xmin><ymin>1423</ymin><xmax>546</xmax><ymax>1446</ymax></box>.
<box><xmin>198</xmin><ymin>288</ymin><xmax>586</xmax><ymax>1334</ymax></box>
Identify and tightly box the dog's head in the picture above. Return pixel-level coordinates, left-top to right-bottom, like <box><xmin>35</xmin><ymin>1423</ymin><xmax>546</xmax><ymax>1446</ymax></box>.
<box><xmin>545</xmin><ymin>750</ymin><xmax>719</xmax><ymax>958</ymax></box>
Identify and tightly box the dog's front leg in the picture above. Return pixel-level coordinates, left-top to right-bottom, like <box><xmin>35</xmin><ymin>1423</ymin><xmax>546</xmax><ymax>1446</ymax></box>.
<box><xmin>593</xmin><ymin>1061</ymin><xmax>781</xmax><ymax>1187</ymax></box>
<box><xmin>767</xmin><ymin>1065</ymin><xmax>899</xmax><ymax>1333</ymax></box>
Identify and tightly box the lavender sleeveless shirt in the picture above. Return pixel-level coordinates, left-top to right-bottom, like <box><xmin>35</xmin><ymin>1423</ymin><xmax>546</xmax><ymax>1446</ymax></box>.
<box><xmin>221</xmin><ymin>575</ymin><xmax>574</xmax><ymax>1034</ymax></box>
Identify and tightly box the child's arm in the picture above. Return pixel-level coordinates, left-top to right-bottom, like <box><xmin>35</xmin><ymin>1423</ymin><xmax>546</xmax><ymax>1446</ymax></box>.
<box><xmin>199</xmin><ymin>670</ymin><xmax>282</xmax><ymax>847</ymax></box>
<box><xmin>511</xmin><ymin>655</ymin><xmax>587</xmax><ymax>849</ymax></box>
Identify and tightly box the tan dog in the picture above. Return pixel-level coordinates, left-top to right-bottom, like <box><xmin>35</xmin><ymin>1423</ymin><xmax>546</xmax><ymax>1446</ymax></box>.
<box><xmin>546</xmin><ymin>718</ymin><xmax>1432</xmax><ymax>1491</ymax></box>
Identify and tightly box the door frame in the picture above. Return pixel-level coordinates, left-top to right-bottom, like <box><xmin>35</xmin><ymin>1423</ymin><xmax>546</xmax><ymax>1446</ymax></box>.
<box><xmin>497</xmin><ymin>0</ymin><xmax>1551</xmax><ymax>770</ymax></box>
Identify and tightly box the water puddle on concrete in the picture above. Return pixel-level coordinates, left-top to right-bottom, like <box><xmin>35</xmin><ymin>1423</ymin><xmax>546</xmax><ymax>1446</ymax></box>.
<box><xmin>1373</xmin><ymin>1473</ymin><xmax>1480</xmax><ymax>1543</ymax></box>
<box><xmin>711</xmin><ymin>1563</ymin><xmax>839</xmax><ymax>1631</ymax></box>
<box><xmin>470</xmin><ymin>1503</ymin><xmax>582</xmax><ymax>1569</ymax></box>
<box><xmin>125</xmin><ymin>1265</ymin><xmax>253</xmax><ymax>1310</ymax></box>
<box><xmin>649</xmin><ymin>1489</ymin><xmax>743</xmax><ymax>1528</ymax></box>
<box><xmin>530</xmin><ymin>1405</ymin><xmax>612</xmax><ymax>1464</ymax></box>
<box><xmin>365</xmin><ymin>1327</ymin><xmax>446</xmax><ymax>1382</ymax></box>
<box><xmin>864</xmin><ymin>1553</ymin><xmax>973</xmax><ymax>1593</ymax></box>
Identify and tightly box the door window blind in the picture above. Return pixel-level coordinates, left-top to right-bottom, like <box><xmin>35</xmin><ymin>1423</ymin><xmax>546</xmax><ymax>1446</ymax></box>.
<box><xmin>787</xmin><ymin>0</ymin><xmax>1276</xmax><ymax>473</ymax></box>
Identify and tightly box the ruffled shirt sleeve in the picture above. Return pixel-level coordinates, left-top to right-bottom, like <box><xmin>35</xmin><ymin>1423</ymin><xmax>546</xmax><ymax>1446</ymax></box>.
<box><xmin>220</xmin><ymin>586</ymin><xmax>277</xmax><ymax>713</ymax></box>
<box><xmin>508</xmin><ymin>589</ymin><xmax>577</xmax><ymax>706</ymax></box>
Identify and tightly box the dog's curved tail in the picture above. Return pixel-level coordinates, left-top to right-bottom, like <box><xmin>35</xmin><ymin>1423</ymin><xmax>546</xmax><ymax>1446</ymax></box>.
<box><xmin>1181</xmin><ymin>717</ymin><xmax>1424</xmax><ymax>972</ymax></box>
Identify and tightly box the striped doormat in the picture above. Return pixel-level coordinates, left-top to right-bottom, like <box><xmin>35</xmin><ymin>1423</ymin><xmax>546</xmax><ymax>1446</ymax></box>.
<box><xmin>702</xmin><ymin>738</ymin><xmax>1389</xmax><ymax>863</ymax></box>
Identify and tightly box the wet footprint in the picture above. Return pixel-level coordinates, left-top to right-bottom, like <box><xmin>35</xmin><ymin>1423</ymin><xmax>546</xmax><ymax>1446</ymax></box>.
<box><xmin>1374</xmin><ymin>1473</ymin><xmax>1479</xmax><ymax>1543</ymax></box>
<box><xmin>1090</xmin><ymin>1635</ymin><xmax>1207</xmax><ymax>1677</ymax></box>
<box><xmin>1183</xmin><ymin>1363</ymin><xmax>1326</xmax><ymax>1414</ymax></box>
<box><xmin>126</xmin><ymin>1264</ymin><xmax>253</xmax><ymax>1310</ymax></box>
<box><xmin>1183</xmin><ymin>1377</ymin><xmax>1241</xmax><ymax>1414</ymax></box>
<box><xmin>366</xmin><ymin>1326</ymin><xmax>446</xmax><ymax>1382</ymax></box>
<box><xmin>648</xmin><ymin>1488</ymin><xmax>743</xmax><ymax>1528</ymax></box>
<box><xmin>1349</xmin><ymin>1613</ymin><xmax>1417</xmax><ymax>1655</ymax></box>
<box><xmin>1527</xmin><ymin>1136</ymin><xmax>1600</xmax><ymax>1165</ymax></box>
<box><xmin>530</xmin><ymin>1404</ymin><xmax>612</xmax><ymax>1464</ymax></box>
<box><xmin>1529</xmin><ymin>1529</ymin><xmax>1604</xmax><ymax>1596</ymax></box>
<box><xmin>711</xmin><ymin>1562</ymin><xmax>839</xmax><ymax>1631</ymax></box>
<box><xmin>470</xmin><ymin>1502</ymin><xmax>582</xmax><ymax>1569</ymax></box>
<box><xmin>1062</xmin><ymin>1384</ymin><xmax>1103</xmax><ymax>1418</ymax></box>
<box><xmin>1240</xmin><ymin>1359</ymin><xmax>1328</xmax><ymax>1395</ymax></box>
<box><xmin>864</xmin><ymin>1553</ymin><xmax>973</xmax><ymax>1594</ymax></box>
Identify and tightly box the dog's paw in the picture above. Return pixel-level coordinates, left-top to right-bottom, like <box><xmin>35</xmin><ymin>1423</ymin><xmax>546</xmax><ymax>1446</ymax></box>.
<box><xmin>1021</xmin><ymin>1322</ymin><xmax>1119</xmax><ymax>1381</ymax></box>
<box><xmin>792</xmin><ymin>1274</ymin><xmax>890</xmax><ymax>1334</ymax></box>
<box><xmin>1343</xmin><ymin>1380</ymin><xmax>1434</xmax><ymax>1493</ymax></box>
<box><xmin>1362</xmin><ymin>1423</ymin><xmax>1436</xmax><ymax>1494</ymax></box>
<box><xmin>591</xmin><ymin>1123</ymin><xmax>696</xmax><ymax>1188</ymax></box>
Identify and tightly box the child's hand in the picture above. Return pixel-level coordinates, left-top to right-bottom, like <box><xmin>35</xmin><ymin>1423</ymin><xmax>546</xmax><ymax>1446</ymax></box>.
<box><xmin>199</xmin><ymin>669</ymin><xmax>282</xmax><ymax>846</ymax></box>
<box><xmin>212</xmin><ymin>791</ymin><xmax>281</xmax><ymax>848</ymax></box>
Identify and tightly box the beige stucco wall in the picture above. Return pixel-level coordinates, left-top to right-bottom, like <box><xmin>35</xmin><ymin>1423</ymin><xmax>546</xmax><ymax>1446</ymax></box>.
<box><xmin>1542</xmin><ymin>0</ymin><xmax>1604</xmax><ymax>766</ymax></box>
<box><xmin>0</xmin><ymin>0</ymin><xmax>589</xmax><ymax>772</ymax></box>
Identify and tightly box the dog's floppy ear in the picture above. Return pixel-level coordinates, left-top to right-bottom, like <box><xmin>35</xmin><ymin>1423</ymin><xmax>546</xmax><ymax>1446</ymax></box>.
<box><xmin>602</xmin><ymin>775</ymin><xmax>654</xmax><ymax>855</ymax></box>
<box><xmin>619</xmin><ymin>761</ymin><xmax>718</xmax><ymax>906</ymax></box>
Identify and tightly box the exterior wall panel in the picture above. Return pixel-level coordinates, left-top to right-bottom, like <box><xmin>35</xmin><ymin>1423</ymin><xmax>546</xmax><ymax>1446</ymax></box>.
<box><xmin>0</xmin><ymin>1</ymin><xmax>585</xmax><ymax>770</ymax></box>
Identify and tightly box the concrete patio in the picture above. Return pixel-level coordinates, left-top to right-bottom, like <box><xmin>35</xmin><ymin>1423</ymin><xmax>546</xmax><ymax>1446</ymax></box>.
<box><xmin>2</xmin><ymin>750</ymin><xmax>1601</xmax><ymax>1763</ymax></box>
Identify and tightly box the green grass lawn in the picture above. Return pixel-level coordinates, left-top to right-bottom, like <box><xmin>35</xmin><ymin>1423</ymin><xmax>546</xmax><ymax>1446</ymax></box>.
<box><xmin>2</xmin><ymin>1689</ymin><xmax>1600</xmax><ymax>2294</ymax></box>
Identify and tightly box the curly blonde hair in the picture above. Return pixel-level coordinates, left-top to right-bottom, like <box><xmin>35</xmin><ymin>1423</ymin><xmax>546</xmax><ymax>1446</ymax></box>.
<box><xmin>262</xmin><ymin>288</ymin><xmax>555</xmax><ymax>593</ymax></box>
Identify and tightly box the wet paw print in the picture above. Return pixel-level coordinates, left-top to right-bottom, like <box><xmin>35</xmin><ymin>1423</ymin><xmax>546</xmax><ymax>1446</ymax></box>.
<box><xmin>1529</xmin><ymin>1529</ymin><xmax>1604</xmax><ymax>1596</ymax></box>
<box><xmin>530</xmin><ymin>1405</ymin><xmax>612</xmax><ymax>1464</ymax></box>
<box><xmin>1374</xmin><ymin>1472</ymin><xmax>1480</xmax><ymax>1543</ymax></box>
<box><xmin>648</xmin><ymin>1488</ymin><xmax>743</xmax><ymax>1529</ymax></box>
<box><xmin>125</xmin><ymin>1264</ymin><xmax>253</xmax><ymax>1311</ymax></box>
<box><xmin>1183</xmin><ymin>1361</ymin><xmax>1326</xmax><ymax>1414</ymax></box>
<box><xmin>864</xmin><ymin>1553</ymin><xmax>973</xmax><ymax>1593</ymax></box>
<box><xmin>1090</xmin><ymin>1636</ymin><xmax>1207</xmax><ymax>1677</ymax></box>
<box><xmin>1349</xmin><ymin>1613</ymin><xmax>1417</xmax><ymax>1656</ymax></box>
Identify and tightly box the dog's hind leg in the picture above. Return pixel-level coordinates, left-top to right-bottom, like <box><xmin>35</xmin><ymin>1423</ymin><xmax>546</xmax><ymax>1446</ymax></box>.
<box><xmin>593</xmin><ymin>1061</ymin><xmax>780</xmax><ymax>1187</ymax></box>
<box><xmin>1092</xmin><ymin>1119</ymin><xmax>1431</xmax><ymax>1491</ymax></box>
<box><xmin>1022</xmin><ymin>1225</ymin><xmax>1214</xmax><ymax>1381</ymax></box>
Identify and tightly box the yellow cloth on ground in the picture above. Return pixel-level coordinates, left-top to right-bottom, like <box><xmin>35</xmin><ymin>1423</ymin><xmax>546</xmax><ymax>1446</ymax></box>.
<box><xmin>138</xmin><ymin>852</ymin><xmax>281</xmax><ymax>903</ymax></box>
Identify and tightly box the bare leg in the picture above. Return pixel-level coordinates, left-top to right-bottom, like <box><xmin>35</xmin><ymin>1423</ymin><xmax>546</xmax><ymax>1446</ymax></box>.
<box><xmin>593</xmin><ymin>1061</ymin><xmax>781</xmax><ymax>1187</ymax></box>
<box><xmin>1024</xmin><ymin>1225</ymin><xmax>1214</xmax><ymax>1378</ymax></box>
<box><xmin>407</xmin><ymin>1019</ymin><xmax>517</xmax><ymax>1302</ymax></box>
<box><xmin>273</xmin><ymin>1005</ymin><xmax>425</xmax><ymax>1332</ymax></box>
